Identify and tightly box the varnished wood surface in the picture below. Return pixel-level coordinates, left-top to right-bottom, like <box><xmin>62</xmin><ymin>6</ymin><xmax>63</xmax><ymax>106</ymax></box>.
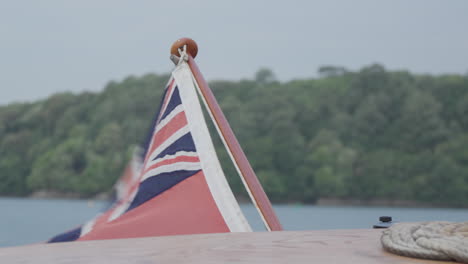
<box><xmin>188</xmin><ymin>55</ymin><xmax>283</xmax><ymax>231</ymax></box>
<box><xmin>0</xmin><ymin>229</ymin><xmax>457</xmax><ymax>263</ymax></box>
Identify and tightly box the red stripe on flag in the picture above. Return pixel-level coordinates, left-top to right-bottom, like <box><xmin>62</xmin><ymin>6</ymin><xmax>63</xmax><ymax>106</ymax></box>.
<box><xmin>145</xmin><ymin>111</ymin><xmax>188</xmax><ymax>161</ymax></box>
<box><xmin>157</xmin><ymin>79</ymin><xmax>176</xmax><ymax>123</ymax></box>
<box><xmin>142</xmin><ymin>155</ymin><xmax>200</xmax><ymax>176</ymax></box>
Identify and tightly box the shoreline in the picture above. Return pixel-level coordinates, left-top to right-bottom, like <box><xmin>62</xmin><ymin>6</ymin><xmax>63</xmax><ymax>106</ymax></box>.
<box><xmin>28</xmin><ymin>190</ymin><xmax>113</xmax><ymax>200</ymax></box>
<box><xmin>0</xmin><ymin>193</ymin><xmax>466</xmax><ymax>209</ymax></box>
<box><xmin>315</xmin><ymin>198</ymin><xmax>468</xmax><ymax>209</ymax></box>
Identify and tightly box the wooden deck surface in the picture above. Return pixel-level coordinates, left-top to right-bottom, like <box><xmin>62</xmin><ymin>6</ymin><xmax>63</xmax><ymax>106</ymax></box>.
<box><xmin>0</xmin><ymin>229</ymin><xmax>458</xmax><ymax>263</ymax></box>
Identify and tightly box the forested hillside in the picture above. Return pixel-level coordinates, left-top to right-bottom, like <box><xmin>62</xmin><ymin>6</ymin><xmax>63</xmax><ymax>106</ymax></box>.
<box><xmin>1</xmin><ymin>65</ymin><xmax>467</xmax><ymax>206</ymax></box>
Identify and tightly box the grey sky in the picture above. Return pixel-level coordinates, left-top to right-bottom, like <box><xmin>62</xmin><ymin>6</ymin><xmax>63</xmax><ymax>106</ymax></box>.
<box><xmin>1</xmin><ymin>0</ymin><xmax>467</xmax><ymax>105</ymax></box>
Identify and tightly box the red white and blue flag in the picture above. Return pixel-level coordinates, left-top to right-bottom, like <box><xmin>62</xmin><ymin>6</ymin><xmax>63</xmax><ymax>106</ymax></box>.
<box><xmin>49</xmin><ymin>62</ymin><xmax>251</xmax><ymax>243</ymax></box>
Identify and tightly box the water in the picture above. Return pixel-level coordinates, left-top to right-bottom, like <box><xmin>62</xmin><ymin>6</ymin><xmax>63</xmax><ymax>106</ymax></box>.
<box><xmin>1</xmin><ymin>197</ymin><xmax>467</xmax><ymax>247</ymax></box>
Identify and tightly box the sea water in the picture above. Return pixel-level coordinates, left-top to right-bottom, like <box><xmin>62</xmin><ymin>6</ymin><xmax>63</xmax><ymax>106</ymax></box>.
<box><xmin>1</xmin><ymin>197</ymin><xmax>467</xmax><ymax>247</ymax></box>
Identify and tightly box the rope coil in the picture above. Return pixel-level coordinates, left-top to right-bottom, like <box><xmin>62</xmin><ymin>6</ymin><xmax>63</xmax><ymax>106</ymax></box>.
<box><xmin>381</xmin><ymin>221</ymin><xmax>468</xmax><ymax>263</ymax></box>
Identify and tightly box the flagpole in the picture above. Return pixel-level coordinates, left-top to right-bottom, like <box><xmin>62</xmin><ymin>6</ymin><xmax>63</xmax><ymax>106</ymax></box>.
<box><xmin>170</xmin><ymin>38</ymin><xmax>283</xmax><ymax>231</ymax></box>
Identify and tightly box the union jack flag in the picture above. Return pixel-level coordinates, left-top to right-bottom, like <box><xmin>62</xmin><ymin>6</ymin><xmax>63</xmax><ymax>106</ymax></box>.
<box><xmin>49</xmin><ymin>62</ymin><xmax>251</xmax><ymax>243</ymax></box>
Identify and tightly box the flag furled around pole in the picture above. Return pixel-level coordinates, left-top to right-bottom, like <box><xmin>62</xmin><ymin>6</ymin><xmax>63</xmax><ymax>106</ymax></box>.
<box><xmin>49</xmin><ymin>57</ymin><xmax>251</xmax><ymax>243</ymax></box>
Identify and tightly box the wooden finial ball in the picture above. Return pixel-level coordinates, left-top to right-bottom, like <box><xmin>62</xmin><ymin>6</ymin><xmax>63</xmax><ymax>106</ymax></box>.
<box><xmin>170</xmin><ymin>38</ymin><xmax>198</xmax><ymax>58</ymax></box>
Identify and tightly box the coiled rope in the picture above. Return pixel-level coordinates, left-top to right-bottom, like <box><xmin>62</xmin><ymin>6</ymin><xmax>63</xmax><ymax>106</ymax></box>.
<box><xmin>381</xmin><ymin>222</ymin><xmax>468</xmax><ymax>263</ymax></box>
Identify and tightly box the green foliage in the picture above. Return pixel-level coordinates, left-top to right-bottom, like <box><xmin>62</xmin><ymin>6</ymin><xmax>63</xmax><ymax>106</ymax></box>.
<box><xmin>0</xmin><ymin>67</ymin><xmax>467</xmax><ymax>207</ymax></box>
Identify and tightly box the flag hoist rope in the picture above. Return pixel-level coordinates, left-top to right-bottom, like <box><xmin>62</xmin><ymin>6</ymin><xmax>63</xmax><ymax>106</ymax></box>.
<box><xmin>171</xmin><ymin>39</ymin><xmax>282</xmax><ymax>231</ymax></box>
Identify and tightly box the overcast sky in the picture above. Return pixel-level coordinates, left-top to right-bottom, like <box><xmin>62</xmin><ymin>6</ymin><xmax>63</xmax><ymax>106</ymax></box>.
<box><xmin>1</xmin><ymin>0</ymin><xmax>467</xmax><ymax>105</ymax></box>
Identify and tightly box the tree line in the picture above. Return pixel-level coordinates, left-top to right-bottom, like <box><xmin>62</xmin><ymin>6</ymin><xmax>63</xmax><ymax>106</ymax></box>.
<box><xmin>0</xmin><ymin>64</ymin><xmax>467</xmax><ymax>206</ymax></box>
